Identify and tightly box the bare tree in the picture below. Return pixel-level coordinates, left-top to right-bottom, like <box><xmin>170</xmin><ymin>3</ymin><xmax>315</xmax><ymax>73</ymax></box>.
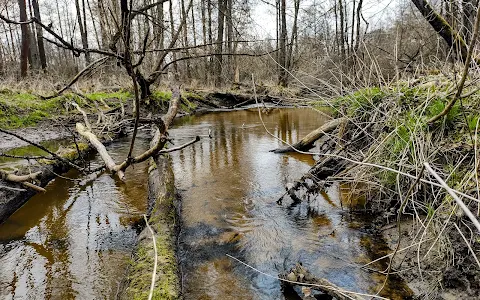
<box><xmin>18</xmin><ymin>0</ymin><xmax>29</xmax><ymax>77</ymax></box>
<box><xmin>31</xmin><ymin>0</ymin><xmax>47</xmax><ymax>70</ymax></box>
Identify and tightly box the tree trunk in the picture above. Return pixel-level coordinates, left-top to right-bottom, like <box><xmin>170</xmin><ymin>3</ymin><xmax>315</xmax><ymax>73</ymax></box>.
<box><xmin>18</xmin><ymin>0</ymin><xmax>29</xmax><ymax>77</ymax></box>
<box><xmin>75</xmin><ymin>0</ymin><xmax>91</xmax><ymax>64</ymax></box>
<box><xmin>287</xmin><ymin>0</ymin><xmax>300</xmax><ymax>72</ymax></box>
<box><xmin>31</xmin><ymin>0</ymin><xmax>47</xmax><ymax>70</ymax></box>
<box><xmin>411</xmin><ymin>0</ymin><xmax>469</xmax><ymax>62</ymax></box>
<box><xmin>201</xmin><ymin>0</ymin><xmax>208</xmax><ymax>83</ymax></box>
<box><xmin>226</xmin><ymin>0</ymin><xmax>233</xmax><ymax>81</ymax></box>
<box><xmin>338</xmin><ymin>0</ymin><xmax>346</xmax><ymax>60</ymax></box>
<box><xmin>354</xmin><ymin>0</ymin><xmax>363</xmax><ymax>52</ymax></box>
<box><xmin>462</xmin><ymin>0</ymin><xmax>477</xmax><ymax>43</ymax></box>
<box><xmin>169</xmin><ymin>0</ymin><xmax>179</xmax><ymax>80</ymax></box>
<box><xmin>214</xmin><ymin>0</ymin><xmax>226</xmax><ymax>86</ymax></box>
<box><xmin>278</xmin><ymin>0</ymin><xmax>288</xmax><ymax>86</ymax></box>
<box><xmin>180</xmin><ymin>0</ymin><xmax>191</xmax><ymax>80</ymax></box>
<box><xmin>97</xmin><ymin>0</ymin><xmax>109</xmax><ymax>48</ymax></box>
<box><xmin>86</xmin><ymin>0</ymin><xmax>101</xmax><ymax>49</ymax></box>
<box><xmin>207</xmin><ymin>0</ymin><xmax>213</xmax><ymax>82</ymax></box>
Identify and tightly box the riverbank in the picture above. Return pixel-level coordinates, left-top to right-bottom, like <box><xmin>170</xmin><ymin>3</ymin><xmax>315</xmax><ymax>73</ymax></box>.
<box><xmin>285</xmin><ymin>74</ymin><xmax>480</xmax><ymax>298</ymax></box>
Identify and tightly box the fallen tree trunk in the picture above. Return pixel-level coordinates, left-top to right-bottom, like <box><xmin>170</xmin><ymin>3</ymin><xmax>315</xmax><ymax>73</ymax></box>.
<box><xmin>121</xmin><ymin>127</ymin><xmax>181</xmax><ymax>298</ymax></box>
<box><xmin>271</xmin><ymin>118</ymin><xmax>346</xmax><ymax>153</ymax></box>
<box><xmin>120</xmin><ymin>88</ymin><xmax>184</xmax><ymax>298</ymax></box>
<box><xmin>280</xmin><ymin>263</ymin><xmax>364</xmax><ymax>300</ymax></box>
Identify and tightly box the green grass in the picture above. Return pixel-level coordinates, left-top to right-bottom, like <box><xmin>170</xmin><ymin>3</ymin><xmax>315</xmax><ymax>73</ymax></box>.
<box><xmin>85</xmin><ymin>90</ymin><xmax>132</xmax><ymax>102</ymax></box>
<box><xmin>0</xmin><ymin>90</ymin><xmax>132</xmax><ymax>128</ymax></box>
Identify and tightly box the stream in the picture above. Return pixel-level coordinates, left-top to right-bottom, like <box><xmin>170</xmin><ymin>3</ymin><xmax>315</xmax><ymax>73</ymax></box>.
<box><xmin>0</xmin><ymin>107</ymin><xmax>412</xmax><ymax>299</ymax></box>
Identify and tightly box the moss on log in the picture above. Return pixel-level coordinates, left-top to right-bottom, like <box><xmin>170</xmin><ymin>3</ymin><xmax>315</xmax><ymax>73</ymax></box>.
<box><xmin>122</xmin><ymin>154</ymin><xmax>180</xmax><ymax>300</ymax></box>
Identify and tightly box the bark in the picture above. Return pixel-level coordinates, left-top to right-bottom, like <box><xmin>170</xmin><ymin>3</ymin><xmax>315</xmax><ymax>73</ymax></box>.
<box><xmin>278</xmin><ymin>0</ymin><xmax>288</xmax><ymax>86</ymax></box>
<box><xmin>354</xmin><ymin>0</ymin><xmax>363</xmax><ymax>52</ymax></box>
<box><xmin>75</xmin><ymin>0</ymin><xmax>91</xmax><ymax>64</ymax></box>
<box><xmin>31</xmin><ymin>0</ymin><xmax>47</xmax><ymax>69</ymax></box>
<box><xmin>338</xmin><ymin>0</ymin><xmax>346</xmax><ymax>60</ymax></box>
<box><xmin>214</xmin><ymin>0</ymin><xmax>226</xmax><ymax>86</ymax></box>
<box><xmin>18</xmin><ymin>0</ymin><xmax>29</xmax><ymax>77</ymax></box>
<box><xmin>271</xmin><ymin>118</ymin><xmax>346</xmax><ymax>153</ymax></box>
<box><xmin>411</xmin><ymin>0</ymin><xmax>469</xmax><ymax>62</ymax></box>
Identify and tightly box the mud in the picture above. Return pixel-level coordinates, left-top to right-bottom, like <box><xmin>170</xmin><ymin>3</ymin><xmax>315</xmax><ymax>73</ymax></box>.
<box><xmin>0</xmin><ymin>123</ymin><xmax>71</xmax><ymax>150</ymax></box>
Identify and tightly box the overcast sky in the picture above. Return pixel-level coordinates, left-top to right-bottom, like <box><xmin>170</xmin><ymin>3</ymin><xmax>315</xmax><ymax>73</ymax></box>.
<box><xmin>250</xmin><ymin>0</ymin><xmax>402</xmax><ymax>38</ymax></box>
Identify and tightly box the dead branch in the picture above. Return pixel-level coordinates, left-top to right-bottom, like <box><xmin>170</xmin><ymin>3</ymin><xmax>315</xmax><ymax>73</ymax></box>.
<box><xmin>280</xmin><ymin>263</ymin><xmax>364</xmax><ymax>300</ymax></box>
<box><xmin>159</xmin><ymin>136</ymin><xmax>200</xmax><ymax>153</ymax></box>
<box><xmin>76</xmin><ymin>87</ymin><xmax>182</xmax><ymax>180</ymax></box>
<box><xmin>272</xmin><ymin>118</ymin><xmax>347</xmax><ymax>153</ymax></box>
<box><xmin>0</xmin><ymin>153</ymin><xmax>53</xmax><ymax>160</ymax></box>
<box><xmin>41</xmin><ymin>57</ymin><xmax>110</xmax><ymax>99</ymax></box>
<box><xmin>424</xmin><ymin>162</ymin><xmax>480</xmax><ymax>232</ymax></box>
<box><xmin>0</xmin><ymin>170</ymin><xmax>46</xmax><ymax>192</ymax></box>
<box><xmin>71</xmin><ymin>102</ymin><xmax>92</xmax><ymax>131</ymax></box>
<box><xmin>76</xmin><ymin>123</ymin><xmax>126</xmax><ymax>180</ymax></box>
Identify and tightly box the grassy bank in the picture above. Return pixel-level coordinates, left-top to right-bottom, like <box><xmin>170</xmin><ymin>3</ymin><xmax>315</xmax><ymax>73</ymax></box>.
<box><xmin>0</xmin><ymin>89</ymin><xmax>132</xmax><ymax>128</ymax></box>
<box><xmin>0</xmin><ymin>88</ymin><xmax>205</xmax><ymax>129</ymax></box>
<box><xmin>311</xmin><ymin>75</ymin><xmax>480</xmax><ymax>297</ymax></box>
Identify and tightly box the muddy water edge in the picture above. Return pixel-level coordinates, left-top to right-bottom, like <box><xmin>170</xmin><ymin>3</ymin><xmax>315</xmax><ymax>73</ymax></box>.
<box><xmin>0</xmin><ymin>107</ymin><xmax>413</xmax><ymax>299</ymax></box>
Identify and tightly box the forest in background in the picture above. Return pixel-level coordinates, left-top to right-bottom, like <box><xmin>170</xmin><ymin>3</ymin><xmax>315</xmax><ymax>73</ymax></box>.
<box><xmin>0</xmin><ymin>0</ymin><xmax>475</xmax><ymax>91</ymax></box>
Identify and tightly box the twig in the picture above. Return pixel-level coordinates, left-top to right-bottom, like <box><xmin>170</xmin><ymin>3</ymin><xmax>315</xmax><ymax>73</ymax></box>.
<box><xmin>375</xmin><ymin>165</ymin><xmax>425</xmax><ymax>296</ymax></box>
<box><xmin>0</xmin><ymin>128</ymin><xmax>83</xmax><ymax>172</ymax></box>
<box><xmin>71</xmin><ymin>101</ymin><xmax>92</xmax><ymax>131</ymax></box>
<box><xmin>144</xmin><ymin>214</ymin><xmax>158</xmax><ymax>300</ymax></box>
<box><xmin>226</xmin><ymin>254</ymin><xmax>388</xmax><ymax>300</ymax></box>
<box><xmin>0</xmin><ymin>185</ymin><xmax>27</xmax><ymax>192</ymax></box>
<box><xmin>427</xmin><ymin>3</ymin><xmax>480</xmax><ymax>123</ymax></box>
<box><xmin>41</xmin><ymin>57</ymin><xmax>109</xmax><ymax>99</ymax></box>
<box><xmin>0</xmin><ymin>153</ymin><xmax>53</xmax><ymax>160</ymax></box>
<box><xmin>159</xmin><ymin>136</ymin><xmax>200</xmax><ymax>153</ymax></box>
<box><xmin>453</xmin><ymin>223</ymin><xmax>480</xmax><ymax>268</ymax></box>
<box><xmin>424</xmin><ymin>162</ymin><xmax>480</xmax><ymax>232</ymax></box>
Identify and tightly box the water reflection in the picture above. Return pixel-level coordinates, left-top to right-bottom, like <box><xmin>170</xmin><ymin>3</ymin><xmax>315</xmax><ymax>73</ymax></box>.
<box><xmin>172</xmin><ymin>108</ymin><xmax>411</xmax><ymax>299</ymax></box>
<box><xmin>0</xmin><ymin>137</ymin><xmax>150</xmax><ymax>300</ymax></box>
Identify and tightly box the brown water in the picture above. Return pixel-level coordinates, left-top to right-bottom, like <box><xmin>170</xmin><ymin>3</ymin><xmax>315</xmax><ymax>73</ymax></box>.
<box><xmin>0</xmin><ymin>108</ymin><xmax>412</xmax><ymax>299</ymax></box>
<box><xmin>0</xmin><ymin>136</ymin><xmax>150</xmax><ymax>299</ymax></box>
<box><xmin>171</xmin><ymin>108</ymin><xmax>412</xmax><ymax>299</ymax></box>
